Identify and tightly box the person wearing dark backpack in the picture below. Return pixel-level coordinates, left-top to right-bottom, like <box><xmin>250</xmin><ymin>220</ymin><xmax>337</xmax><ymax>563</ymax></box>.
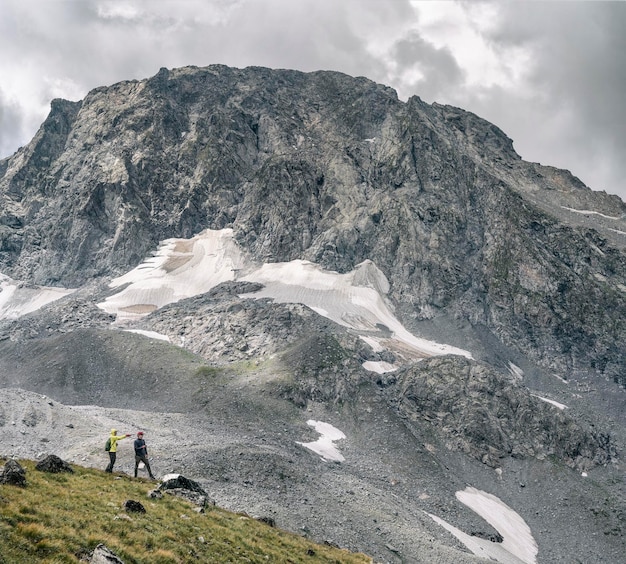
<box><xmin>105</xmin><ymin>428</ymin><xmax>131</xmax><ymax>473</ymax></box>
<box><xmin>133</xmin><ymin>431</ymin><xmax>156</xmax><ymax>479</ymax></box>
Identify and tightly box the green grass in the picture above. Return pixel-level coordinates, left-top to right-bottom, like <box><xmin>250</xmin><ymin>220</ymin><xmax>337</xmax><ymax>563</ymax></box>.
<box><xmin>0</xmin><ymin>459</ymin><xmax>371</xmax><ymax>564</ymax></box>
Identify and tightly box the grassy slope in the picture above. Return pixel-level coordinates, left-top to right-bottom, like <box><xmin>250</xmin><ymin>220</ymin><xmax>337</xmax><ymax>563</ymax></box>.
<box><xmin>0</xmin><ymin>460</ymin><xmax>371</xmax><ymax>564</ymax></box>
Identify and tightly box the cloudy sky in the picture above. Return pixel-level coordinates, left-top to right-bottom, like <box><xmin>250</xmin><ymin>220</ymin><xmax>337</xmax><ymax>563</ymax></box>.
<box><xmin>1</xmin><ymin>0</ymin><xmax>624</xmax><ymax>200</ymax></box>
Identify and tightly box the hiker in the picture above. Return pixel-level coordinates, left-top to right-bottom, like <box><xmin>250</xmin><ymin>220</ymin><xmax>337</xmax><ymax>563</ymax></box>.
<box><xmin>134</xmin><ymin>431</ymin><xmax>156</xmax><ymax>479</ymax></box>
<box><xmin>105</xmin><ymin>428</ymin><xmax>131</xmax><ymax>473</ymax></box>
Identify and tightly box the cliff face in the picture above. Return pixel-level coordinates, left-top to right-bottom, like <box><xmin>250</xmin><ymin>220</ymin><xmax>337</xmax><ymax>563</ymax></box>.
<box><xmin>1</xmin><ymin>64</ymin><xmax>625</xmax><ymax>385</ymax></box>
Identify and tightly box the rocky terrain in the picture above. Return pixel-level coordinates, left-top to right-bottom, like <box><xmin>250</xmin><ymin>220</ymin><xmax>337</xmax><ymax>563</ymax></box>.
<box><xmin>0</xmin><ymin>65</ymin><xmax>625</xmax><ymax>563</ymax></box>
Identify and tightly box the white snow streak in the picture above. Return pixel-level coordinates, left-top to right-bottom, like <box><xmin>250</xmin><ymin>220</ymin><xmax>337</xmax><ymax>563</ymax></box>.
<box><xmin>296</xmin><ymin>420</ymin><xmax>346</xmax><ymax>462</ymax></box>
<box><xmin>507</xmin><ymin>362</ymin><xmax>524</xmax><ymax>379</ymax></box>
<box><xmin>531</xmin><ymin>394</ymin><xmax>567</xmax><ymax>410</ymax></box>
<box><xmin>125</xmin><ymin>329</ymin><xmax>171</xmax><ymax>342</ymax></box>
<box><xmin>561</xmin><ymin>206</ymin><xmax>622</xmax><ymax>221</ymax></box>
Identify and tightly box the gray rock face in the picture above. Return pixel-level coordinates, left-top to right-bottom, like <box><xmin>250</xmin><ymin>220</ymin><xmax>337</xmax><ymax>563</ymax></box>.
<box><xmin>390</xmin><ymin>356</ymin><xmax>614</xmax><ymax>470</ymax></box>
<box><xmin>1</xmin><ymin>65</ymin><xmax>625</xmax><ymax>389</ymax></box>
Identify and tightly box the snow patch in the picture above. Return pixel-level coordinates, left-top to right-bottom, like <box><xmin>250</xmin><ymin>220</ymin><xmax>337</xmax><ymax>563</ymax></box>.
<box><xmin>430</xmin><ymin>486</ymin><xmax>538</xmax><ymax>564</ymax></box>
<box><xmin>240</xmin><ymin>259</ymin><xmax>472</xmax><ymax>363</ymax></box>
<box><xmin>608</xmin><ymin>228</ymin><xmax>626</xmax><ymax>236</ymax></box>
<box><xmin>362</xmin><ymin>361</ymin><xmax>397</xmax><ymax>374</ymax></box>
<box><xmin>507</xmin><ymin>362</ymin><xmax>524</xmax><ymax>379</ymax></box>
<box><xmin>0</xmin><ymin>273</ymin><xmax>75</xmax><ymax>320</ymax></box>
<box><xmin>98</xmin><ymin>229</ymin><xmax>247</xmax><ymax>323</ymax></box>
<box><xmin>297</xmin><ymin>420</ymin><xmax>346</xmax><ymax>462</ymax></box>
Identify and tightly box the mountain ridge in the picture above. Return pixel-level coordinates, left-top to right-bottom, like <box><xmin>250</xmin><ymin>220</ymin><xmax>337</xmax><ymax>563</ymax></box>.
<box><xmin>0</xmin><ymin>64</ymin><xmax>624</xmax><ymax>563</ymax></box>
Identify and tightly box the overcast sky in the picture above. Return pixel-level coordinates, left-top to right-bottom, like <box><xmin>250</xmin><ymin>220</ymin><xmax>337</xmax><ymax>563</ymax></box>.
<box><xmin>1</xmin><ymin>0</ymin><xmax>624</xmax><ymax>200</ymax></box>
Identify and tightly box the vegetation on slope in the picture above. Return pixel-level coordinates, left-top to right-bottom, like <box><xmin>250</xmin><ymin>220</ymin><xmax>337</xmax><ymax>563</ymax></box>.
<box><xmin>0</xmin><ymin>459</ymin><xmax>371</xmax><ymax>564</ymax></box>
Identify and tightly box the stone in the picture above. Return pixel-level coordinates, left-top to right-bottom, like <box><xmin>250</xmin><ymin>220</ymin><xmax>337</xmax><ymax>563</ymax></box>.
<box><xmin>90</xmin><ymin>543</ymin><xmax>125</xmax><ymax>563</ymax></box>
<box><xmin>164</xmin><ymin>488</ymin><xmax>210</xmax><ymax>508</ymax></box>
<box><xmin>394</xmin><ymin>355</ymin><xmax>614</xmax><ymax>470</ymax></box>
<box><xmin>123</xmin><ymin>499</ymin><xmax>146</xmax><ymax>513</ymax></box>
<box><xmin>159</xmin><ymin>474</ymin><xmax>208</xmax><ymax>496</ymax></box>
<box><xmin>0</xmin><ymin>459</ymin><xmax>26</xmax><ymax>486</ymax></box>
<box><xmin>35</xmin><ymin>454</ymin><xmax>74</xmax><ymax>473</ymax></box>
<box><xmin>470</xmin><ymin>531</ymin><xmax>504</xmax><ymax>543</ymax></box>
<box><xmin>256</xmin><ymin>516</ymin><xmax>276</xmax><ymax>527</ymax></box>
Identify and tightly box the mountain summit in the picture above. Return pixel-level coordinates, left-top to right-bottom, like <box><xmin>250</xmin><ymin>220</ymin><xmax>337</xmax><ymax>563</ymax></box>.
<box><xmin>0</xmin><ymin>65</ymin><xmax>624</xmax><ymax>563</ymax></box>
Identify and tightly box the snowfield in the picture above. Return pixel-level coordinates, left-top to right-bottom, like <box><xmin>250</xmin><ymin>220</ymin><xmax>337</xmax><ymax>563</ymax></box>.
<box><xmin>0</xmin><ymin>228</ymin><xmax>472</xmax><ymax>367</ymax></box>
<box><xmin>95</xmin><ymin>229</ymin><xmax>472</xmax><ymax>368</ymax></box>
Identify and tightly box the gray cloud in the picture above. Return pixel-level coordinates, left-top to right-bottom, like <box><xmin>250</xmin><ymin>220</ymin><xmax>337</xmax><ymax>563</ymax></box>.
<box><xmin>469</xmin><ymin>1</ymin><xmax>626</xmax><ymax>197</ymax></box>
<box><xmin>390</xmin><ymin>31</ymin><xmax>463</xmax><ymax>101</ymax></box>
<box><xmin>0</xmin><ymin>93</ymin><xmax>24</xmax><ymax>157</ymax></box>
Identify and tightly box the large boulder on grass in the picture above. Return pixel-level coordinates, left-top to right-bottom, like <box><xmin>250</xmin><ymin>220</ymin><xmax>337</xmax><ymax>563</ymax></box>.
<box><xmin>35</xmin><ymin>454</ymin><xmax>74</xmax><ymax>473</ymax></box>
<box><xmin>123</xmin><ymin>499</ymin><xmax>146</xmax><ymax>513</ymax></box>
<box><xmin>0</xmin><ymin>459</ymin><xmax>26</xmax><ymax>487</ymax></box>
<box><xmin>158</xmin><ymin>473</ymin><xmax>211</xmax><ymax>507</ymax></box>
<box><xmin>158</xmin><ymin>473</ymin><xmax>207</xmax><ymax>495</ymax></box>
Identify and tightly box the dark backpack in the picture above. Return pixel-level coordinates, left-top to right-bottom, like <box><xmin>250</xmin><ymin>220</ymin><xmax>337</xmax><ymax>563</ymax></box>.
<box><xmin>105</xmin><ymin>438</ymin><xmax>111</xmax><ymax>452</ymax></box>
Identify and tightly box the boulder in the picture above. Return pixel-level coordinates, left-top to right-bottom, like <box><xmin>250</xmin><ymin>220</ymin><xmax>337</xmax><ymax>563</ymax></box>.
<box><xmin>35</xmin><ymin>454</ymin><xmax>74</xmax><ymax>473</ymax></box>
<box><xmin>123</xmin><ymin>499</ymin><xmax>146</xmax><ymax>513</ymax></box>
<box><xmin>0</xmin><ymin>459</ymin><xmax>26</xmax><ymax>486</ymax></box>
<box><xmin>159</xmin><ymin>473</ymin><xmax>208</xmax><ymax>495</ymax></box>
<box><xmin>90</xmin><ymin>543</ymin><xmax>125</xmax><ymax>563</ymax></box>
<box><xmin>256</xmin><ymin>516</ymin><xmax>276</xmax><ymax>527</ymax></box>
<box><xmin>164</xmin><ymin>488</ymin><xmax>210</xmax><ymax>508</ymax></box>
<box><xmin>159</xmin><ymin>474</ymin><xmax>211</xmax><ymax>507</ymax></box>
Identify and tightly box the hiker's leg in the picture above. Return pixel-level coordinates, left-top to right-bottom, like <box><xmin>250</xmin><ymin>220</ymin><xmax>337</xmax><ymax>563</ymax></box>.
<box><xmin>134</xmin><ymin>455</ymin><xmax>140</xmax><ymax>477</ymax></box>
<box><xmin>144</xmin><ymin>457</ymin><xmax>155</xmax><ymax>479</ymax></box>
<box><xmin>106</xmin><ymin>452</ymin><xmax>116</xmax><ymax>473</ymax></box>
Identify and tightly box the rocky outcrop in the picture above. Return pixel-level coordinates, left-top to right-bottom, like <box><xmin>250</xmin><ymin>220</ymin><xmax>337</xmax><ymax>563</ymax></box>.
<box><xmin>390</xmin><ymin>356</ymin><xmax>615</xmax><ymax>470</ymax></box>
<box><xmin>159</xmin><ymin>473</ymin><xmax>208</xmax><ymax>495</ymax></box>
